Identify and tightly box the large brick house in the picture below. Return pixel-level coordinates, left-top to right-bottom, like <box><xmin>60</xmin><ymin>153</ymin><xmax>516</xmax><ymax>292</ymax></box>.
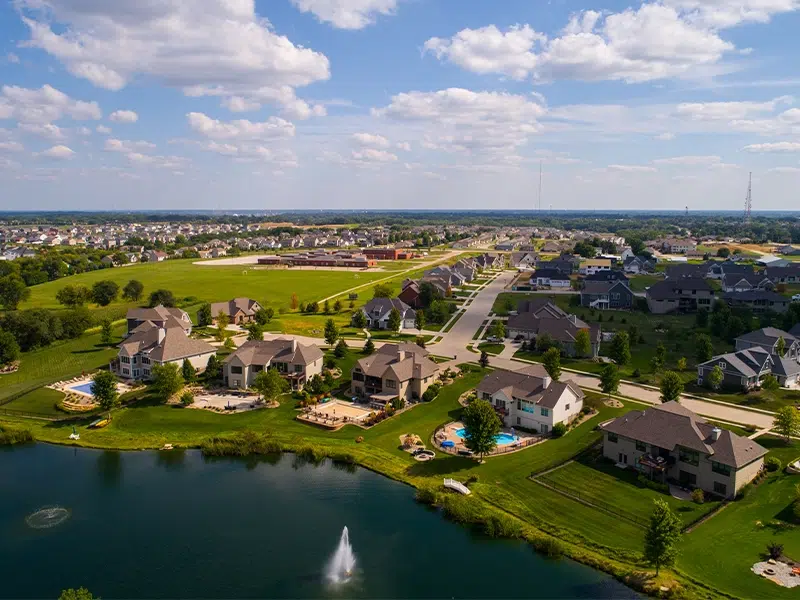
<box><xmin>600</xmin><ymin>402</ymin><xmax>766</xmax><ymax>499</ymax></box>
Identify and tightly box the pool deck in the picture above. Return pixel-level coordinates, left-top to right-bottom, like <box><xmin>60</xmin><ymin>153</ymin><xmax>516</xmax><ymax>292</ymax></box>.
<box><xmin>435</xmin><ymin>421</ymin><xmax>545</xmax><ymax>457</ymax></box>
<box><xmin>48</xmin><ymin>376</ymin><xmax>133</xmax><ymax>406</ymax></box>
<box><xmin>297</xmin><ymin>399</ymin><xmax>373</xmax><ymax>430</ymax></box>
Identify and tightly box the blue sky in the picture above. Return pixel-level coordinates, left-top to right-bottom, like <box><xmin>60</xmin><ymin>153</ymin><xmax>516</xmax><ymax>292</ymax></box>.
<box><xmin>1</xmin><ymin>0</ymin><xmax>799</xmax><ymax>211</ymax></box>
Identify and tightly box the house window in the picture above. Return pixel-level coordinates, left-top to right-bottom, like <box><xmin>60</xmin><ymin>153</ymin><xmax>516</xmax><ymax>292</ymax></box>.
<box><xmin>140</xmin><ymin>356</ymin><xmax>150</xmax><ymax>365</ymax></box>
<box><xmin>120</xmin><ymin>356</ymin><xmax>131</xmax><ymax>364</ymax></box>
<box><xmin>711</xmin><ymin>462</ymin><xmax>731</xmax><ymax>477</ymax></box>
<box><xmin>231</xmin><ymin>366</ymin><xmax>243</xmax><ymax>375</ymax></box>
<box><xmin>719</xmin><ymin>362</ymin><xmax>727</xmax><ymax>370</ymax></box>
<box><xmin>636</xmin><ymin>441</ymin><xmax>646</xmax><ymax>452</ymax></box>
<box><xmin>713</xmin><ymin>482</ymin><xmax>727</xmax><ymax>496</ymax></box>
<box><xmin>516</xmin><ymin>417</ymin><xmax>521</xmax><ymax>425</ymax></box>
<box><xmin>133</xmin><ymin>370</ymin><xmax>140</xmax><ymax>378</ymax></box>
<box><xmin>122</xmin><ymin>368</ymin><xmax>130</xmax><ymax>375</ymax></box>
<box><xmin>679</xmin><ymin>448</ymin><xmax>700</xmax><ymax>466</ymax></box>
<box><xmin>541</xmin><ymin>407</ymin><xmax>550</xmax><ymax>417</ymax></box>
<box><xmin>295</xmin><ymin>364</ymin><xmax>303</xmax><ymax>373</ymax></box>
<box><xmin>252</xmin><ymin>365</ymin><xmax>263</xmax><ymax>373</ymax></box>
<box><xmin>143</xmin><ymin>369</ymin><xmax>150</xmax><ymax>377</ymax></box>
<box><xmin>565</xmin><ymin>404</ymin><xmax>570</xmax><ymax>411</ymax></box>
<box><xmin>608</xmin><ymin>433</ymin><xmax>618</xmax><ymax>443</ymax></box>
<box><xmin>483</xmin><ymin>392</ymin><xmax>492</xmax><ymax>401</ymax></box>
<box><xmin>386</xmin><ymin>379</ymin><xmax>396</xmax><ymax>389</ymax></box>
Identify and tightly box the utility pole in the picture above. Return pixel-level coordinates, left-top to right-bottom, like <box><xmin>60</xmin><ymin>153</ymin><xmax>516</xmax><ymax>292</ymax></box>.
<box><xmin>744</xmin><ymin>172</ymin><xmax>752</xmax><ymax>223</ymax></box>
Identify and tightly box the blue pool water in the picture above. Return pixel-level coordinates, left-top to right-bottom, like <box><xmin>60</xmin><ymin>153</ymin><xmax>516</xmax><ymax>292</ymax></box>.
<box><xmin>69</xmin><ymin>383</ymin><xmax>95</xmax><ymax>396</ymax></box>
<box><xmin>454</xmin><ymin>428</ymin><xmax>518</xmax><ymax>445</ymax></box>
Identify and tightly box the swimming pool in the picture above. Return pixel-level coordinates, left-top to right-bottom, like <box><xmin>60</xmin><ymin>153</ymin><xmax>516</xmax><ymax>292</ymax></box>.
<box><xmin>454</xmin><ymin>428</ymin><xmax>518</xmax><ymax>445</ymax></box>
<box><xmin>69</xmin><ymin>382</ymin><xmax>95</xmax><ymax>396</ymax></box>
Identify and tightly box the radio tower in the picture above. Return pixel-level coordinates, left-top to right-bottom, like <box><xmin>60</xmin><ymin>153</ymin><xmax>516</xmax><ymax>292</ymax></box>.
<box><xmin>744</xmin><ymin>172</ymin><xmax>752</xmax><ymax>223</ymax></box>
<box><xmin>538</xmin><ymin>160</ymin><xmax>543</xmax><ymax>211</ymax></box>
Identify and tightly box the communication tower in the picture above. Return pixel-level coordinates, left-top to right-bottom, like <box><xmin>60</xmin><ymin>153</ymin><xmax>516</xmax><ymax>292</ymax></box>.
<box><xmin>744</xmin><ymin>172</ymin><xmax>752</xmax><ymax>223</ymax></box>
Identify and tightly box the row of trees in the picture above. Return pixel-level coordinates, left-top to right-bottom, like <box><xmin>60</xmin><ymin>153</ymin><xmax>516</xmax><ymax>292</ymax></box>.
<box><xmin>56</xmin><ymin>279</ymin><xmax>144</xmax><ymax>308</ymax></box>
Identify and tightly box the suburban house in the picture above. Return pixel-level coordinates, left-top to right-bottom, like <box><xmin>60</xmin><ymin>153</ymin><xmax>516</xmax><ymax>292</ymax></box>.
<box><xmin>600</xmin><ymin>402</ymin><xmax>766</xmax><ymax>499</ymax></box>
<box><xmin>697</xmin><ymin>346</ymin><xmax>800</xmax><ymax>389</ymax></box>
<box><xmin>510</xmin><ymin>251</ymin><xmax>539</xmax><ymax>268</ymax></box>
<box><xmin>530</xmin><ymin>268</ymin><xmax>571</xmax><ymax>289</ymax></box>
<box><xmin>766</xmin><ymin>265</ymin><xmax>800</xmax><ymax>284</ymax></box>
<box><xmin>425</xmin><ymin>266</ymin><xmax>466</xmax><ymax>288</ymax></box>
<box><xmin>707</xmin><ymin>261</ymin><xmax>753</xmax><ymax>280</ymax></box>
<box><xmin>777</xmin><ymin>245</ymin><xmax>800</xmax><ymax>256</ymax></box>
<box><xmin>721</xmin><ymin>290</ymin><xmax>791</xmax><ymax>314</ymax></box>
<box><xmin>664</xmin><ymin>262</ymin><xmax>711</xmax><ymax>279</ymax></box>
<box><xmin>646</xmin><ymin>277</ymin><xmax>714</xmax><ymax>314</ymax></box>
<box><xmin>578</xmin><ymin>259</ymin><xmax>612</xmax><ymax>276</ymax></box>
<box><xmin>223</xmin><ymin>339</ymin><xmax>323</xmax><ymax>390</ymax></box>
<box><xmin>507</xmin><ymin>299</ymin><xmax>601</xmax><ymax>357</ymax></box>
<box><xmin>623</xmin><ymin>256</ymin><xmax>656</xmax><ymax>274</ymax></box>
<box><xmin>397</xmin><ymin>280</ymin><xmax>422</xmax><ymax>309</ymax></box>
<box><xmin>661</xmin><ymin>238</ymin><xmax>697</xmax><ymax>254</ymax></box>
<box><xmin>113</xmin><ymin>322</ymin><xmax>215</xmax><ymax>380</ymax></box>
<box><xmin>355</xmin><ymin>298</ymin><xmax>416</xmax><ymax>330</ymax></box>
<box><xmin>125</xmin><ymin>305</ymin><xmax>192</xmax><ymax>336</ymax></box>
<box><xmin>146</xmin><ymin>250</ymin><xmax>168</xmax><ymax>262</ymax></box>
<box><xmin>735</xmin><ymin>327</ymin><xmax>800</xmax><ymax>360</ymax></box>
<box><xmin>580</xmin><ymin>280</ymin><xmax>634</xmax><ymax>310</ymax></box>
<box><xmin>721</xmin><ymin>273</ymin><xmax>774</xmax><ymax>293</ymax></box>
<box><xmin>210</xmin><ymin>297</ymin><xmax>263</xmax><ymax>325</ymax></box>
<box><xmin>351</xmin><ymin>343</ymin><xmax>439</xmax><ymax>406</ymax></box>
<box><xmin>475</xmin><ymin>364</ymin><xmax>584</xmax><ymax>434</ymax></box>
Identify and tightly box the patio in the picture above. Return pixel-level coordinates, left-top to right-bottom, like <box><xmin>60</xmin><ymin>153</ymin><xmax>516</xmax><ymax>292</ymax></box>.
<box><xmin>192</xmin><ymin>391</ymin><xmax>262</xmax><ymax>413</ymax></box>
<box><xmin>298</xmin><ymin>399</ymin><xmax>373</xmax><ymax>429</ymax></box>
<box><xmin>435</xmin><ymin>421</ymin><xmax>543</xmax><ymax>457</ymax></box>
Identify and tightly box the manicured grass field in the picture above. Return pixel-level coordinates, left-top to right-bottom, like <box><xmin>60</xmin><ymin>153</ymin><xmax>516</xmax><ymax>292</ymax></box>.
<box><xmin>0</xmin><ymin>387</ymin><xmax>65</xmax><ymax>417</ymax></box>
<box><xmin>477</xmin><ymin>342</ymin><xmax>504</xmax><ymax>355</ymax></box>
<box><xmin>627</xmin><ymin>274</ymin><xmax>661</xmax><ymax>292</ymax></box>
<box><xmin>0</xmin><ymin>324</ymin><xmax>124</xmax><ymax>404</ymax></box>
<box><xmin>539</xmin><ymin>459</ymin><xmax>719</xmax><ymax>527</ymax></box>
<box><xmin>22</xmin><ymin>259</ymin><xmax>390</xmax><ymax>321</ymax></box>
<box><xmin>680</xmin><ymin>469</ymin><xmax>800</xmax><ymax>599</ymax></box>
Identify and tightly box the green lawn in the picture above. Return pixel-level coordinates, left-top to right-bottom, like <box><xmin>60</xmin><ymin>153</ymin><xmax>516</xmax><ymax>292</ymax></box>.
<box><xmin>0</xmin><ymin>387</ymin><xmax>66</xmax><ymax>417</ymax></box>
<box><xmin>680</xmin><ymin>468</ymin><xmax>800</xmax><ymax>599</ymax></box>
<box><xmin>539</xmin><ymin>459</ymin><xmax>720</xmax><ymax>527</ymax></box>
<box><xmin>22</xmin><ymin>259</ymin><xmax>391</xmax><ymax>321</ymax></box>
<box><xmin>684</xmin><ymin>385</ymin><xmax>800</xmax><ymax>412</ymax></box>
<box><xmin>628</xmin><ymin>275</ymin><xmax>661</xmax><ymax>292</ymax></box>
<box><xmin>0</xmin><ymin>324</ymin><xmax>124</xmax><ymax>404</ymax></box>
<box><xmin>477</xmin><ymin>342</ymin><xmax>504</xmax><ymax>355</ymax></box>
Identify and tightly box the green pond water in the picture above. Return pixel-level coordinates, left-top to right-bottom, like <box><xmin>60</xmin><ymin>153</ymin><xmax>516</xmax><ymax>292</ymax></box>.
<box><xmin>0</xmin><ymin>444</ymin><xmax>639</xmax><ymax>598</ymax></box>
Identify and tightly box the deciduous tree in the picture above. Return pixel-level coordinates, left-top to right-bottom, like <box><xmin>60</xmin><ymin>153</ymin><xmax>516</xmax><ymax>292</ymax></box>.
<box><xmin>0</xmin><ymin>274</ymin><xmax>30</xmax><ymax>310</ymax></box>
<box><xmin>373</xmin><ymin>283</ymin><xmax>393</xmax><ymax>298</ymax></box>
<box><xmin>543</xmin><ymin>347</ymin><xmax>561</xmax><ymax>381</ymax></box>
<box><xmin>91</xmin><ymin>280</ymin><xmax>120</xmax><ymax>306</ymax></box>
<box><xmin>776</xmin><ymin>336</ymin><xmax>787</xmax><ymax>357</ymax></box>
<box><xmin>659</xmin><ymin>371</ymin><xmax>683</xmax><ymax>402</ymax></box>
<box><xmin>100</xmin><ymin>318</ymin><xmax>113</xmax><ymax>345</ymax></box>
<box><xmin>600</xmin><ymin>363</ymin><xmax>620</xmax><ymax>398</ymax></box>
<box><xmin>388</xmin><ymin>307</ymin><xmax>402</xmax><ymax>332</ymax></box>
<box><xmin>574</xmin><ymin>329</ymin><xmax>591</xmax><ymax>358</ymax></box>
<box><xmin>352</xmin><ymin>310</ymin><xmax>367</xmax><ymax>329</ymax></box>
<box><xmin>215</xmin><ymin>311</ymin><xmax>229</xmax><ymax>342</ymax></box>
<box><xmin>197</xmin><ymin>303</ymin><xmax>212</xmax><ymax>327</ymax></box>
<box><xmin>56</xmin><ymin>284</ymin><xmax>92</xmax><ymax>307</ymax></box>
<box><xmin>706</xmin><ymin>364</ymin><xmax>723</xmax><ymax>391</ymax></box>
<box><xmin>609</xmin><ymin>331</ymin><xmax>631</xmax><ymax>366</ymax></box>
<box><xmin>695</xmin><ymin>333</ymin><xmax>714</xmax><ymax>363</ymax></box>
<box><xmin>479</xmin><ymin>350</ymin><xmax>490</xmax><ymax>369</ymax></box>
<box><xmin>122</xmin><ymin>279</ymin><xmax>144</xmax><ymax>302</ymax></box>
<box><xmin>151</xmin><ymin>362</ymin><xmax>184</xmax><ymax>401</ymax></box>
<box><xmin>91</xmin><ymin>369</ymin><xmax>119</xmax><ymax>415</ymax></box>
<box><xmin>253</xmin><ymin>368</ymin><xmax>289</xmax><ymax>403</ymax></box>
<box><xmin>148</xmin><ymin>289</ymin><xmax>176</xmax><ymax>307</ymax></box>
<box><xmin>461</xmin><ymin>398</ymin><xmax>502</xmax><ymax>461</ymax></box>
<box><xmin>415</xmin><ymin>310</ymin><xmax>426</xmax><ymax>331</ymax></box>
<box><xmin>644</xmin><ymin>499</ymin><xmax>682</xmax><ymax>575</ymax></box>
<box><xmin>773</xmin><ymin>406</ymin><xmax>800</xmax><ymax>442</ymax></box>
<box><xmin>246</xmin><ymin>322</ymin><xmax>263</xmax><ymax>341</ymax></box>
<box><xmin>0</xmin><ymin>330</ymin><xmax>21</xmax><ymax>367</ymax></box>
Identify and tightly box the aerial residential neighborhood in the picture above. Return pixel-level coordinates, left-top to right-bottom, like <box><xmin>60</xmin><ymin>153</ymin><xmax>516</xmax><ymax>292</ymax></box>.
<box><xmin>2</xmin><ymin>211</ymin><xmax>800</xmax><ymax>600</ymax></box>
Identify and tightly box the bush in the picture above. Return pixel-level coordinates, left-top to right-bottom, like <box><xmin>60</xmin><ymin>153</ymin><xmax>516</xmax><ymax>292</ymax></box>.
<box><xmin>355</xmin><ymin>436</ymin><xmax>364</xmax><ymax>443</ymax></box>
<box><xmin>179</xmin><ymin>391</ymin><xmax>194</xmax><ymax>406</ymax></box>
<box><xmin>551</xmin><ymin>422</ymin><xmax>568</xmax><ymax>438</ymax></box>
<box><xmin>200</xmin><ymin>431</ymin><xmax>282</xmax><ymax>456</ymax></box>
<box><xmin>767</xmin><ymin>542</ymin><xmax>784</xmax><ymax>560</ymax></box>
<box><xmin>483</xmin><ymin>514</ymin><xmax>522</xmax><ymax>539</ymax></box>
<box><xmin>0</xmin><ymin>424</ymin><xmax>34</xmax><ymax>446</ymax></box>
<box><xmin>636</xmin><ymin>474</ymin><xmax>669</xmax><ymax>493</ymax></box>
<box><xmin>296</xmin><ymin>444</ymin><xmax>325</xmax><ymax>463</ymax></box>
<box><xmin>466</xmin><ymin>474</ymin><xmax>479</xmax><ymax>485</ymax></box>
<box><xmin>325</xmin><ymin>357</ymin><xmax>336</xmax><ymax>369</ymax></box>
<box><xmin>415</xmin><ymin>485</ymin><xmax>440</xmax><ymax>506</ymax></box>
<box><xmin>765</xmin><ymin>456</ymin><xmax>782</xmax><ymax>472</ymax></box>
<box><xmin>632</xmin><ymin>368</ymin><xmax>641</xmax><ymax>378</ymax></box>
<box><xmin>691</xmin><ymin>488</ymin><xmax>705</xmax><ymax>504</ymax></box>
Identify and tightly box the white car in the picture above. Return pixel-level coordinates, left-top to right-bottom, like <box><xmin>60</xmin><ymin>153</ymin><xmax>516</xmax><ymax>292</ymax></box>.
<box><xmin>793</xmin><ymin>294</ymin><xmax>800</xmax><ymax>302</ymax></box>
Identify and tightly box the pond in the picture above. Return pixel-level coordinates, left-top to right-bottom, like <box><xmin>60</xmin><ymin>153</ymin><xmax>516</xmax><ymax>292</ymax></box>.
<box><xmin>0</xmin><ymin>444</ymin><xmax>639</xmax><ymax>598</ymax></box>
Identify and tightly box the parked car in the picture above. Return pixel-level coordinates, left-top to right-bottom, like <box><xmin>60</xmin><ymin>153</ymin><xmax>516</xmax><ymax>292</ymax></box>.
<box><xmin>793</xmin><ymin>294</ymin><xmax>800</xmax><ymax>302</ymax></box>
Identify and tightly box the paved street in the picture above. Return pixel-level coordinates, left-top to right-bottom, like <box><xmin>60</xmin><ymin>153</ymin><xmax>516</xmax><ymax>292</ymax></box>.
<box><xmin>427</xmin><ymin>271</ymin><xmax>776</xmax><ymax>429</ymax></box>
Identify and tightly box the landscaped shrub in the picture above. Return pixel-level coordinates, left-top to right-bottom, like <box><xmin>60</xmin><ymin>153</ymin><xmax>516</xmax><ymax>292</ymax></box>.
<box><xmin>637</xmin><ymin>474</ymin><xmax>669</xmax><ymax>494</ymax></box>
<box><xmin>325</xmin><ymin>357</ymin><xmax>336</xmax><ymax>369</ymax></box>
<box><xmin>551</xmin><ymin>422</ymin><xmax>568</xmax><ymax>438</ymax></box>
<box><xmin>691</xmin><ymin>488</ymin><xmax>705</xmax><ymax>504</ymax></box>
<box><xmin>355</xmin><ymin>436</ymin><xmax>364</xmax><ymax>443</ymax></box>
<box><xmin>296</xmin><ymin>444</ymin><xmax>325</xmax><ymax>463</ymax></box>
<box><xmin>466</xmin><ymin>474</ymin><xmax>479</xmax><ymax>485</ymax></box>
<box><xmin>440</xmin><ymin>495</ymin><xmax>483</xmax><ymax>525</ymax></box>
<box><xmin>767</xmin><ymin>542</ymin><xmax>784</xmax><ymax>560</ymax></box>
<box><xmin>632</xmin><ymin>368</ymin><xmax>641</xmax><ymax>378</ymax></box>
<box><xmin>200</xmin><ymin>431</ymin><xmax>282</xmax><ymax>456</ymax></box>
<box><xmin>765</xmin><ymin>456</ymin><xmax>782</xmax><ymax>472</ymax></box>
<box><xmin>180</xmin><ymin>391</ymin><xmax>194</xmax><ymax>406</ymax></box>
<box><xmin>415</xmin><ymin>485</ymin><xmax>440</xmax><ymax>506</ymax></box>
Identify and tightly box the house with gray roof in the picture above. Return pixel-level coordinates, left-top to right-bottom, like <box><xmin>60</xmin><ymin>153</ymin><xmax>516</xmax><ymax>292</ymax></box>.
<box><xmin>507</xmin><ymin>300</ymin><xmax>600</xmax><ymax>357</ymax></box>
<box><xmin>707</xmin><ymin>260</ymin><xmax>753</xmax><ymax>280</ymax></box>
<box><xmin>580</xmin><ymin>279</ymin><xmax>634</xmax><ymax>310</ymax></box>
<box><xmin>721</xmin><ymin>290</ymin><xmax>791</xmax><ymax>314</ymax></box>
<box><xmin>765</xmin><ymin>264</ymin><xmax>800</xmax><ymax>284</ymax></box>
<box><xmin>113</xmin><ymin>322</ymin><xmax>215</xmax><ymax>381</ymax></box>
<box><xmin>476</xmin><ymin>365</ymin><xmax>584</xmax><ymax>434</ymax></box>
<box><xmin>351</xmin><ymin>343</ymin><xmax>439</xmax><ymax>406</ymax></box>
<box><xmin>735</xmin><ymin>327</ymin><xmax>799</xmax><ymax>360</ymax></box>
<box><xmin>646</xmin><ymin>277</ymin><xmax>714</xmax><ymax>314</ymax></box>
<box><xmin>223</xmin><ymin>339</ymin><xmax>323</xmax><ymax>390</ymax></box>
<box><xmin>356</xmin><ymin>297</ymin><xmax>416</xmax><ymax>330</ymax></box>
<box><xmin>696</xmin><ymin>346</ymin><xmax>800</xmax><ymax>390</ymax></box>
<box><xmin>600</xmin><ymin>402</ymin><xmax>766</xmax><ymax>498</ymax></box>
<box><xmin>721</xmin><ymin>272</ymin><xmax>774</xmax><ymax>293</ymax></box>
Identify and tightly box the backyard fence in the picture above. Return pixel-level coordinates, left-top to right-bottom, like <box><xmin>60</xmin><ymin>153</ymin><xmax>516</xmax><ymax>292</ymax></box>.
<box><xmin>533</xmin><ymin>476</ymin><xmax>648</xmax><ymax>528</ymax></box>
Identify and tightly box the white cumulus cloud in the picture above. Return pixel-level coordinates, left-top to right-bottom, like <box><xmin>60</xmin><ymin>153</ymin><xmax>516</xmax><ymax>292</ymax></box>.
<box><xmin>291</xmin><ymin>0</ymin><xmax>400</xmax><ymax>29</ymax></box>
<box><xmin>109</xmin><ymin>110</ymin><xmax>138</xmax><ymax>123</ymax></box>
<box><xmin>742</xmin><ymin>142</ymin><xmax>800</xmax><ymax>152</ymax></box>
<box><xmin>0</xmin><ymin>84</ymin><xmax>101</xmax><ymax>124</ymax></box>
<box><xmin>39</xmin><ymin>144</ymin><xmax>75</xmax><ymax>159</ymax></box>
<box><xmin>352</xmin><ymin>133</ymin><xmax>390</xmax><ymax>148</ymax></box>
<box><xmin>187</xmin><ymin>112</ymin><xmax>295</xmax><ymax>141</ymax></box>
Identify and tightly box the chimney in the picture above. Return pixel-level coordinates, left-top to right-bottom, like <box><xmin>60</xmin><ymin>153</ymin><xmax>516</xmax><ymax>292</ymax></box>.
<box><xmin>157</xmin><ymin>327</ymin><xmax>166</xmax><ymax>344</ymax></box>
<box><xmin>397</xmin><ymin>350</ymin><xmax>406</xmax><ymax>361</ymax></box>
<box><xmin>291</xmin><ymin>339</ymin><xmax>297</xmax><ymax>353</ymax></box>
<box><xmin>711</xmin><ymin>427</ymin><xmax>721</xmax><ymax>442</ymax></box>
